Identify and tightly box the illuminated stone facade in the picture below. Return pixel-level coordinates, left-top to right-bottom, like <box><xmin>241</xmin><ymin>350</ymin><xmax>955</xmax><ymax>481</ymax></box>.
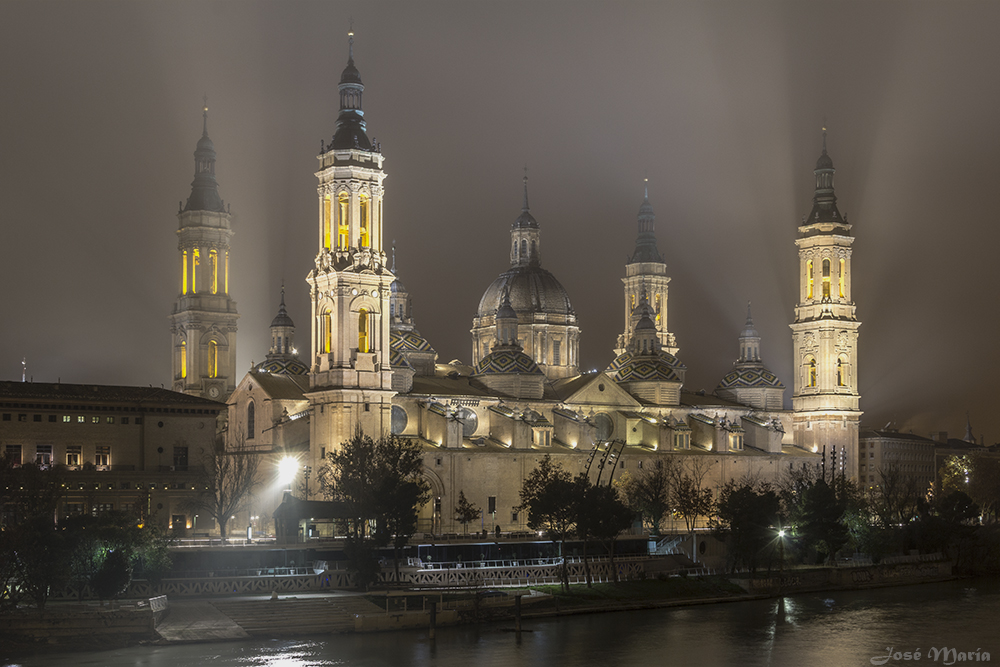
<box><xmin>169</xmin><ymin>105</ymin><xmax>239</xmax><ymax>402</ymax></box>
<box><xmin>221</xmin><ymin>40</ymin><xmax>871</xmax><ymax>537</ymax></box>
<box><xmin>789</xmin><ymin>131</ymin><xmax>862</xmax><ymax>477</ymax></box>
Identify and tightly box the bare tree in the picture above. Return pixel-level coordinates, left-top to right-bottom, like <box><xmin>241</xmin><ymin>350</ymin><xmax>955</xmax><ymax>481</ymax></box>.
<box><xmin>184</xmin><ymin>433</ymin><xmax>261</xmax><ymax>541</ymax></box>
<box><xmin>617</xmin><ymin>457</ymin><xmax>679</xmax><ymax>535</ymax></box>
<box><xmin>671</xmin><ymin>458</ymin><xmax>716</xmax><ymax>562</ymax></box>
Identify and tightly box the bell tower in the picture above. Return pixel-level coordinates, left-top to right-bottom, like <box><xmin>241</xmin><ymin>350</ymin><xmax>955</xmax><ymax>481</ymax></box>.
<box><xmin>789</xmin><ymin>130</ymin><xmax>861</xmax><ymax>479</ymax></box>
<box><xmin>170</xmin><ymin>103</ymin><xmax>239</xmax><ymax>401</ymax></box>
<box><xmin>616</xmin><ymin>182</ymin><xmax>677</xmax><ymax>356</ymax></box>
<box><xmin>305</xmin><ymin>32</ymin><xmax>395</xmax><ymax>460</ymax></box>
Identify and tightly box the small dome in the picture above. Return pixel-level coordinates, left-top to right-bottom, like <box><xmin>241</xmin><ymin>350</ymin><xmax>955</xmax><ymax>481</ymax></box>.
<box><xmin>271</xmin><ymin>306</ymin><xmax>294</xmax><ymax>329</ymax></box>
<box><xmin>341</xmin><ymin>59</ymin><xmax>363</xmax><ymax>85</ymax></box>
<box><xmin>513</xmin><ymin>209</ymin><xmax>538</xmax><ymax>229</ymax></box>
<box><xmin>477</xmin><ymin>266</ymin><xmax>574</xmax><ymax>319</ymax></box>
<box><xmin>607</xmin><ymin>351</ymin><xmax>685</xmax><ymax>383</ymax></box>
<box><xmin>473</xmin><ymin>348</ymin><xmax>544</xmax><ymax>376</ymax></box>
<box><xmin>389</xmin><ymin>348</ymin><xmax>414</xmax><ymax>370</ymax></box>
<box><xmin>717</xmin><ymin>368</ymin><xmax>784</xmax><ymax>390</ymax></box>
<box><xmin>390</xmin><ymin>278</ymin><xmax>405</xmax><ymax>294</ymax></box>
<box><xmin>635</xmin><ymin>314</ymin><xmax>656</xmax><ymax>331</ymax></box>
<box><xmin>816</xmin><ymin>149</ymin><xmax>833</xmax><ymax>170</ymax></box>
<box><xmin>196</xmin><ymin>134</ymin><xmax>215</xmax><ymax>153</ymax></box>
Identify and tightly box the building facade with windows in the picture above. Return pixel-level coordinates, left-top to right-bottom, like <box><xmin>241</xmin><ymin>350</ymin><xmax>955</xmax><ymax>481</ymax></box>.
<box><xmin>0</xmin><ymin>381</ymin><xmax>222</xmax><ymax>533</ymax></box>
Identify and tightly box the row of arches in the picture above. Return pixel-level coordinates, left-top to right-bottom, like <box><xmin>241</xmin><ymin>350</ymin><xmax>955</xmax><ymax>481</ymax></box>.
<box><xmin>175</xmin><ymin>338</ymin><xmax>226</xmax><ymax>380</ymax></box>
<box><xmin>322</xmin><ymin>190</ymin><xmax>376</xmax><ymax>251</ymax></box>
<box><xmin>803</xmin><ymin>355</ymin><xmax>851</xmax><ymax>388</ymax></box>
<box><xmin>805</xmin><ymin>257</ymin><xmax>847</xmax><ymax>300</ymax></box>
<box><xmin>318</xmin><ymin>307</ymin><xmax>374</xmax><ymax>356</ymax></box>
<box><xmin>181</xmin><ymin>248</ymin><xmax>229</xmax><ymax>296</ymax></box>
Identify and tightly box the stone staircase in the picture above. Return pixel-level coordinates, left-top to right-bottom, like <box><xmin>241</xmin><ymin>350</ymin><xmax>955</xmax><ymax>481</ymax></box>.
<box><xmin>210</xmin><ymin>596</ymin><xmax>384</xmax><ymax>636</ymax></box>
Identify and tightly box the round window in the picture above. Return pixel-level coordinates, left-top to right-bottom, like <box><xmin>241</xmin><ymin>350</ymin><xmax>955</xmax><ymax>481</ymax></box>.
<box><xmin>593</xmin><ymin>413</ymin><xmax>613</xmax><ymax>441</ymax></box>
<box><xmin>456</xmin><ymin>407</ymin><xmax>478</xmax><ymax>438</ymax></box>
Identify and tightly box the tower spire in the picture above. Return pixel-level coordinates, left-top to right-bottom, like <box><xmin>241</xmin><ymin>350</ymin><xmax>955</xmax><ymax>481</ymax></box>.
<box><xmin>806</xmin><ymin>126</ymin><xmax>843</xmax><ymax>225</ymax></box>
<box><xmin>184</xmin><ymin>102</ymin><xmax>225</xmax><ymax>212</ymax></box>
<box><xmin>522</xmin><ymin>167</ymin><xmax>530</xmax><ymax>212</ymax></box>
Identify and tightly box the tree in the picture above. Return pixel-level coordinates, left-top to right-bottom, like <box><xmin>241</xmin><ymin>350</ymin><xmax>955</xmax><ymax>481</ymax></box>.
<box><xmin>517</xmin><ymin>455</ymin><xmax>577</xmax><ymax>591</ymax></box>
<box><xmin>320</xmin><ymin>431</ymin><xmax>430</xmax><ymax>586</ymax></box>
<box><xmin>454</xmin><ymin>490</ymin><xmax>481</xmax><ymax>535</ymax></box>
<box><xmin>712</xmin><ymin>477</ymin><xmax>781</xmax><ymax>575</ymax></box>
<box><xmin>671</xmin><ymin>458</ymin><xmax>716</xmax><ymax>562</ymax></box>
<box><xmin>576</xmin><ymin>480</ymin><xmax>634</xmax><ymax>583</ymax></box>
<box><xmin>794</xmin><ymin>480</ymin><xmax>849</xmax><ymax>564</ymax></box>
<box><xmin>617</xmin><ymin>458</ymin><xmax>677</xmax><ymax>535</ymax></box>
<box><xmin>184</xmin><ymin>433</ymin><xmax>261</xmax><ymax>541</ymax></box>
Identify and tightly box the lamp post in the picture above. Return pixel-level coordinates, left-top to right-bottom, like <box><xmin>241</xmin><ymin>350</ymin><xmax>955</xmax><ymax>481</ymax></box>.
<box><xmin>303</xmin><ymin>466</ymin><xmax>312</xmax><ymax>500</ymax></box>
<box><xmin>777</xmin><ymin>528</ymin><xmax>786</xmax><ymax>572</ymax></box>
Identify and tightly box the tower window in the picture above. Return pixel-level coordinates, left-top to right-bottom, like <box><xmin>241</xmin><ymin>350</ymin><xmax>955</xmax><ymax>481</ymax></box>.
<box><xmin>209</xmin><ymin>249</ymin><xmax>219</xmax><ymax>295</ymax></box>
<box><xmin>337</xmin><ymin>192</ymin><xmax>350</xmax><ymax>249</ymax></box>
<box><xmin>520</xmin><ymin>239</ymin><xmax>527</xmax><ymax>258</ymax></box>
<box><xmin>359</xmin><ymin>194</ymin><xmax>370</xmax><ymax>247</ymax></box>
<box><xmin>208</xmin><ymin>340</ymin><xmax>218</xmax><ymax>379</ymax></box>
<box><xmin>225</xmin><ymin>250</ymin><xmax>229</xmax><ymax>295</ymax></box>
<box><xmin>247</xmin><ymin>401</ymin><xmax>255</xmax><ymax>439</ymax></box>
<box><xmin>180</xmin><ymin>340</ymin><xmax>187</xmax><ymax>380</ymax></box>
<box><xmin>553</xmin><ymin>340</ymin><xmax>561</xmax><ymax>365</ymax></box>
<box><xmin>837</xmin><ymin>357</ymin><xmax>848</xmax><ymax>387</ymax></box>
<box><xmin>192</xmin><ymin>248</ymin><xmax>200</xmax><ymax>294</ymax></box>
<box><xmin>655</xmin><ymin>293</ymin><xmax>661</xmax><ymax>324</ymax></box>
<box><xmin>182</xmin><ymin>251</ymin><xmax>188</xmax><ymax>294</ymax></box>
<box><xmin>323</xmin><ymin>195</ymin><xmax>332</xmax><ymax>249</ymax></box>
<box><xmin>321</xmin><ymin>310</ymin><xmax>332</xmax><ymax>354</ymax></box>
<box><xmin>806</xmin><ymin>358</ymin><xmax>817</xmax><ymax>388</ymax></box>
<box><xmin>358</xmin><ymin>308</ymin><xmax>369</xmax><ymax>353</ymax></box>
<box><xmin>806</xmin><ymin>260</ymin><xmax>814</xmax><ymax>299</ymax></box>
<box><xmin>839</xmin><ymin>258</ymin><xmax>845</xmax><ymax>298</ymax></box>
<box><xmin>822</xmin><ymin>258</ymin><xmax>831</xmax><ymax>298</ymax></box>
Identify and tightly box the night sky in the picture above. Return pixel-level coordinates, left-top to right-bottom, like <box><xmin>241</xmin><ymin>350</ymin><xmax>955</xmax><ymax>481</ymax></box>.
<box><xmin>2</xmin><ymin>1</ymin><xmax>998</xmax><ymax>443</ymax></box>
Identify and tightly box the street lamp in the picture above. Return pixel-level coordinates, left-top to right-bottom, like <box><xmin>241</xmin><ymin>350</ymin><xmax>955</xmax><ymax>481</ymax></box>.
<box><xmin>302</xmin><ymin>465</ymin><xmax>312</xmax><ymax>500</ymax></box>
<box><xmin>777</xmin><ymin>528</ymin><xmax>786</xmax><ymax>572</ymax></box>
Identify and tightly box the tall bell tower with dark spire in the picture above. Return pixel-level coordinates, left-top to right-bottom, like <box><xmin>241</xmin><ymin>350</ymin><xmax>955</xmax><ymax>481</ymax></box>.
<box><xmin>790</xmin><ymin>129</ymin><xmax>861</xmax><ymax>479</ymax></box>
<box><xmin>616</xmin><ymin>181</ymin><xmax>678</xmax><ymax>356</ymax></box>
<box><xmin>306</xmin><ymin>32</ymin><xmax>395</xmax><ymax>462</ymax></box>
<box><xmin>170</xmin><ymin>102</ymin><xmax>239</xmax><ymax>401</ymax></box>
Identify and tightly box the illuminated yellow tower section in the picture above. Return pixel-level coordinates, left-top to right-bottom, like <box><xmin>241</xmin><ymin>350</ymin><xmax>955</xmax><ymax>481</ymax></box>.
<box><xmin>790</xmin><ymin>130</ymin><xmax>861</xmax><ymax>480</ymax></box>
<box><xmin>306</xmin><ymin>33</ymin><xmax>395</xmax><ymax>461</ymax></box>
<box><xmin>170</xmin><ymin>103</ymin><xmax>239</xmax><ymax>401</ymax></box>
<box><xmin>615</xmin><ymin>182</ymin><xmax>678</xmax><ymax>356</ymax></box>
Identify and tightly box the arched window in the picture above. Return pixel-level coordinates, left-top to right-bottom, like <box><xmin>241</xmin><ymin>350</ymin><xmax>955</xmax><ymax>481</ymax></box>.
<box><xmin>192</xmin><ymin>248</ymin><xmax>200</xmax><ymax>294</ymax></box>
<box><xmin>807</xmin><ymin>358</ymin><xmax>817</xmax><ymax>388</ymax></box>
<box><xmin>822</xmin><ymin>258</ymin><xmax>831</xmax><ymax>298</ymax></box>
<box><xmin>837</xmin><ymin>357</ymin><xmax>848</xmax><ymax>387</ymax></box>
<box><xmin>806</xmin><ymin>260</ymin><xmax>814</xmax><ymax>299</ymax></box>
<box><xmin>512</xmin><ymin>241</ymin><xmax>518</xmax><ymax>260</ymax></box>
<box><xmin>337</xmin><ymin>192</ymin><xmax>350</xmax><ymax>249</ymax></box>
<box><xmin>208</xmin><ymin>340</ymin><xmax>218</xmax><ymax>378</ymax></box>
<box><xmin>224</xmin><ymin>250</ymin><xmax>229</xmax><ymax>295</ymax></box>
<box><xmin>839</xmin><ymin>258</ymin><xmax>846</xmax><ymax>298</ymax></box>
<box><xmin>321</xmin><ymin>310</ymin><xmax>332</xmax><ymax>354</ymax></box>
<box><xmin>358</xmin><ymin>308</ymin><xmax>369</xmax><ymax>353</ymax></box>
<box><xmin>323</xmin><ymin>195</ymin><xmax>332</xmax><ymax>249</ymax></box>
<box><xmin>182</xmin><ymin>251</ymin><xmax>188</xmax><ymax>294</ymax></box>
<box><xmin>359</xmin><ymin>194</ymin><xmax>370</xmax><ymax>247</ymax></box>
<box><xmin>209</xmin><ymin>249</ymin><xmax>218</xmax><ymax>294</ymax></box>
<box><xmin>247</xmin><ymin>401</ymin><xmax>255</xmax><ymax>439</ymax></box>
<box><xmin>520</xmin><ymin>239</ymin><xmax>527</xmax><ymax>257</ymax></box>
<box><xmin>655</xmin><ymin>293</ymin><xmax>661</xmax><ymax>324</ymax></box>
<box><xmin>180</xmin><ymin>341</ymin><xmax>187</xmax><ymax>380</ymax></box>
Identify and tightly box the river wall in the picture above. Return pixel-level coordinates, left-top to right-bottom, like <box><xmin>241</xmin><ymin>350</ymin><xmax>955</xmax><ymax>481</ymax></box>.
<box><xmin>731</xmin><ymin>559</ymin><xmax>955</xmax><ymax>595</ymax></box>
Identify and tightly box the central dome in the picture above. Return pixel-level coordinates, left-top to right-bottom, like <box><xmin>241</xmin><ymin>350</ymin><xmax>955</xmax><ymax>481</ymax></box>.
<box><xmin>477</xmin><ymin>265</ymin><xmax>574</xmax><ymax>319</ymax></box>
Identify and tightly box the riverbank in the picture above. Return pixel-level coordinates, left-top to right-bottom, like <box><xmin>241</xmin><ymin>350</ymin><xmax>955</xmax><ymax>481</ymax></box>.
<box><xmin>0</xmin><ymin>559</ymin><xmax>961</xmax><ymax>653</ymax></box>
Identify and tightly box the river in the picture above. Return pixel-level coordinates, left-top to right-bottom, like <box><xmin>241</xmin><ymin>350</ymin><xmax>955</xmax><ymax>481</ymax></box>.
<box><xmin>4</xmin><ymin>579</ymin><xmax>998</xmax><ymax>667</ymax></box>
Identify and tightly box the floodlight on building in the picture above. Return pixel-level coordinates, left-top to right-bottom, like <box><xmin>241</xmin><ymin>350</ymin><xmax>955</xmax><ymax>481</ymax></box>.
<box><xmin>278</xmin><ymin>456</ymin><xmax>299</xmax><ymax>485</ymax></box>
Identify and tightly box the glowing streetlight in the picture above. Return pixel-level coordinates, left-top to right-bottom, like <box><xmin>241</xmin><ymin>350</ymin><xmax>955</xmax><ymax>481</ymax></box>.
<box><xmin>278</xmin><ymin>456</ymin><xmax>299</xmax><ymax>486</ymax></box>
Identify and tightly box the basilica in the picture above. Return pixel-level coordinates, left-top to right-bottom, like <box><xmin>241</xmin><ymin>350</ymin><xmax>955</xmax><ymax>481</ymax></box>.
<box><xmin>169</xmin><ymin>35</ymin><xmax>862</xmax><ymax>534</ymax></box>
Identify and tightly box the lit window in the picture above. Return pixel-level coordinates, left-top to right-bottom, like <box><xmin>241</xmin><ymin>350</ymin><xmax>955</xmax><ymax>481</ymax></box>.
<box><xmin>208</xmin><ymin>340</ymin><xmax>218</xmax><ymax>378</ymax></box>
<box><xmin>839</xmin><ymin>258</ymin><xmax>845</xmax><ymax>298</ymax></box>
<box><xmin>337</xmin><ymin>192</ymin><xmax>349</xmax><ymax>249</ymax></box>
<box><xmin>192</xmin><ymin>248</ymin><xmax>200</xmax><ymax>293</ymax></box>
<box><xmin>321</xmin><ymin>310</ymin><xmax>332</xmax><ymax>354</ymax></box>
<box><xmin>180</xmin><ymin>340</ymin><xmax>187</xmax><ymax>380</ymax></box>
<box><xmin>806</xmin><ymin>260</ymin><xmax>814</xmax><ymax>299</ymax></box>
<box><xmin>224</xmin><ymin>250</ymin><xmax>229</xmax><ymax>294</ymax></box>
<box><xmin>66</xmin><ymin>445</ymin><xmax>81</xmax><ymax>467</ymax></box>
<box><xmin>822</xmin><ymin>259</ymin><xmax>831</xmax><ymax>298</ymax></box>
<box><xmin>323</xmin><ymin>195</ymin><xmax>332</xmax><ymax>249</ymax></box>
<box><xmin>358</xmin><ymin>308</ymin><xmax>369</xmax><ymax>353</ymax></box>
<box><xmin>182</xmin><ymin>250</ymin><xmax>188</xmax><ymax>294</ymax></box>
<box><xmin>95</xmin><ymin>446</ymin><xmax>111</xmax><ymax>468</ymax></box>
<box><xmin>78</xmin><ymin>416</ymin><xmax>85</xmax><ymax>423</ymax></box>
<box><xmin>359</xmin><ymin>194</ymin><xmax>370</xmax><ymax>247</ymax></box>
<box><xmin>209</xmin><ymin>249</ymin><xmax>219</xmax><ymax>294</ymax></box>
<box><xmin>807</xmin><ymin>358</ymin><xmax>817</xmax><ymax>388</ymax></box>
<box><xmin>837</xmin><ymin>358</ymin><xmax>846</xmax><ymax>386</ymax></box>
<box><xmin>63</xmin><ymin>415</ymin><xmax>71</xmax><ymax>423</ymax></box>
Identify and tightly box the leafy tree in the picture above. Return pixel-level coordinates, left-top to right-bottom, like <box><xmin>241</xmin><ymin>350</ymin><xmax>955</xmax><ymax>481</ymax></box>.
<box><xmin>617</xmin><ymin>458</ymin><xmax>677</xmax><ymax>535</ymax></box>
<box><xmin>454</xmin><ymin>490</ymin><xmax>480</xmax><ymax>535</ymax></box>
<box><xmin>90</xmin><ymin>548</ymin><xmax>132</xmax><ymax>604</ymax></box>
<box><xmin>320</xmin><ymin>431</ymin><xmax>430</xmax><ymax>586</ymax></box>
<box><xmin>794</xmin><ymin>480</ymin><xmax>849</xmax><ymax>564</ymax></box>
<box><xmin>184</xmin><ymin>434</ymin><xmax>261</xmax><ymax>541</ymax></box>
<box><xmin>517</xmin><ymin>455</ymin><xmax>577</xmax><ymax>591</ymax></box>
<box><xmin>576</xmin><ymin>480</ymin><xmax>634</xmax><ymax>583</ymax></box>
<box><xmin>712</xmin><ymin>477</ymin><xmax>781</xmax><ymax>575</ymax></box>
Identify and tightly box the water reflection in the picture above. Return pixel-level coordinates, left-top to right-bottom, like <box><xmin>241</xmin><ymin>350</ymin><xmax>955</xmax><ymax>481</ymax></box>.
<box><xmin>5</xmin><ymin>579</ymin><xmax>1000</xmax><ymax>667</ymax></box>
